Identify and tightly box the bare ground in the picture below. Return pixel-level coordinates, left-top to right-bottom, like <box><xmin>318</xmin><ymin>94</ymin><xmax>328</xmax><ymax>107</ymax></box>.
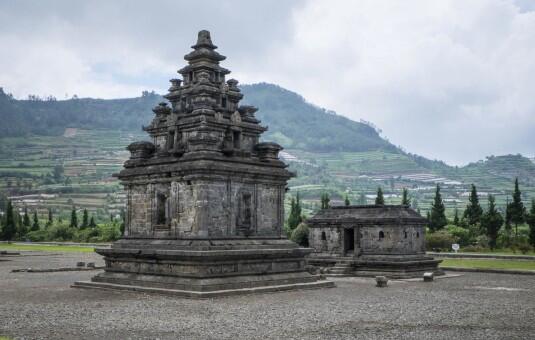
<box><xmin>1</xmin><ymin>251</ymin><xmax>534</xmax><ymax>340</ymax></box>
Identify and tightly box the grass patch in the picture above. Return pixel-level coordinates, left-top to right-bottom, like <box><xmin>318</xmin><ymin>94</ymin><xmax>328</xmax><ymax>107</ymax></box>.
<box><xmin>459</xmin><ymin>249</ymin><xmax>535</xmax><ymax>256</ymax></box>
<box><xmin>0</xmin><ymin>243</ymin><xmax>95</xmax><ymax>253</ymax></box>
<box><xmin>440</xmin><ymin>258</ymin><xmax>535</xmax><ymax>271</ymax></box>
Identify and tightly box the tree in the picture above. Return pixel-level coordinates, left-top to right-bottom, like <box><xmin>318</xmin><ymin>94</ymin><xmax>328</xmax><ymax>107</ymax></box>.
<box><xmin>290</xmin><ymin>222</ymin><xmax>309</xmax><ymax>247</ymax></box>
<box><xmin>119</xmin><ymin>209</ymin><xmax>125</xmax><ymax>235</ymax></box>
<box><xmin>1</xmin><ymin>201</ymin><xmax>16</xmax><ymax>241</ymax></box>
<box><xmin>401</xmin><ymin>188</ymin><xmax>411</xmax><ymax>206</ymax></box>
<box><xmin>31</xmin><ymin>211</ymin><xmax>40</xmax><ymax>231</ymax></box>
<box><xmin>503</xmin><ymin>197</ymin><xmax>513</xmax><ymax>247</ymax></box>
<box><xmin>453</xmin><ymin>208</ymin><xmax>460</xmax><ymax>226</ymax></box>
<box><xmin>320</xmin><ymin>193</ymin><xmax>330</xmax><ymax>209</ymax></box>
<box><xmin>481</xmin><ymin>195</ymin><xmax>503</xmax><ymax>250</ymax></box>
<box><xmin>89</xmin><ymin>216</ymin><xmax>97</xmax><ymax>228</ymax></box>
<box><xmin>17</xmin><ymin>207</ymin><xmax>29</xmax><ymax>239</ymax></box>
<box><xmin>344</xmin><ymin>194</ymin><xmax>350</xmax><ymax>206</ymax></box>
<box><xmin>46</xmin><ymin>208</ymin><xmax>53</xmax><ymax>228</ymax></box>
<box><xmin>375</xmin><ymin>187</ymin><xmax>385</xmax><ymax>205</ymax></box>
<box><xmin>53</xmin><ymin>164</ymin><xmax>63</xmax><ymax>181</ymax></box>
<box><xmin>508</xmin><ymin>178</ymin><xmax>525</xmax><ymax>238</ymax></box>
<box><xmin>69</xmin><ymin>206</ymin><xmax>78</xmax><ymax>228</ymax></box>
<box><xmin>526</xmin><ymin>199</ymin><xmax>535</xmax><ymax>248</ymax></box>
<box><xmin>81</xmin><ymin>209</ymin><xmax>89</xmax><ymax>229</ymax></box>
<box><xmin>23</xmin><ymin>207</ymin><xmax>31</xmax><ymax>228</ymax></box>
<box><xmin>287</xmin><ymin>193</ymin><xmax>303</xmax><ymax>232</ymax></box>
<box><xmin>463</xmin><ymin>184</ymin><xmax>483</xmax><ymax>226</ymax></box>
<box><xmin>429</xmin><ymin>184</ymin><xmax>447</xmax><ymax>232</ymax></box>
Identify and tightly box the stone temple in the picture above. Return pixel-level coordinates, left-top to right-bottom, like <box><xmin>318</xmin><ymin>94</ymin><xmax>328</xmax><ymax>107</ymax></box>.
<box><xmin>73</xmin><ymin>30</ymin><xmax>333</xmax><ymax>297</ymax></box>
<box><xmin>307</xmin><ymin>205</ymin><xmax>443</xmax><ymax>278</ymax></box>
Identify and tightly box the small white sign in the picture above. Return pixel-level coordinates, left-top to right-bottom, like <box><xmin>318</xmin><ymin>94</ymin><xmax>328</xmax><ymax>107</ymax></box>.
<box><xmin>452</xmin><ymin>243</ymin><xmax>460</xmax><ymax>253</ymax></box>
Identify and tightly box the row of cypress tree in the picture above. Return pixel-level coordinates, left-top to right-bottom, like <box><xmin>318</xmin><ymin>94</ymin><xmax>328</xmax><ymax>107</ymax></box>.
<box><xmin>428</xmin><ymin>178</ymin><xmax>535</xmax><ymax>248</ymax></box>
<box><xmin>0</xmin><ymin>202</ymin><xmax>97</xmax><ymax>241</ymax></box>
<box><xmin>285</xmin><ymin>179</ymin><xmax>535</xmax><ymax>249</ymax></box>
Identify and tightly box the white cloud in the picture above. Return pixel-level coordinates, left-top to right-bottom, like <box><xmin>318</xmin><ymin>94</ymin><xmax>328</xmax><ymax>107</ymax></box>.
<box><xmin>245</xmin><ymin>0</ymin><xmax>535</xmax><ymax>165</ymax></box>
<box><xmin>0</xmin><ymin>0</ymin><xmax>533</xmax><ymax>165</ymax></box>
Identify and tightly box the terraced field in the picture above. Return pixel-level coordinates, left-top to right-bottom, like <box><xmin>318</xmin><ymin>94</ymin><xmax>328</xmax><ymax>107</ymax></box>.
<box><xmin>1</xmin><ymin>129</ymin><xmax>534</xmax><ymax>222</ymax></box>
<box><xmin>0</xmin><ymin>129</ymin><xmax>144</xmax><ymax>221</ymax></box>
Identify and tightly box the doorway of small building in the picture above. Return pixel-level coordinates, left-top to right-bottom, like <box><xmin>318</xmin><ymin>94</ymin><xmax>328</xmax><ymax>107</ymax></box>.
<box><xmin>344</xmin><ymin>228</ymin><xmax>355</xmax><ymax>256</ymax></box>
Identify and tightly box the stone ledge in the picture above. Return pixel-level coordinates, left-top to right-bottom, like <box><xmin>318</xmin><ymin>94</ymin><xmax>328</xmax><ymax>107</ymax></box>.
<box><xmin>96</xmin><ymin>247</ymin><xmax>312</xmax><ymax>260</ymax></box>
<box><xmin>71</xmin><ymin>279</ymin><xmax>335</xmax><ymax>298</ymax></box>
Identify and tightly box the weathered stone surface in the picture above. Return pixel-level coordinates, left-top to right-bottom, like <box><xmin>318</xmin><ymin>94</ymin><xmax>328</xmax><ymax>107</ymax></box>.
<box><xmin>375</xmin><ymin>276</ymin><xmax>388</xmax><ymax>287</ymax></box>
<box><xmin>76</xmin><ymin>30</ymin><xmax>331</xmax><ymax>296</ymax></box>
<box><xmin>423</xmin><ymin>272</ymin><xmax>434</xmax><ymax>282</ymax></box>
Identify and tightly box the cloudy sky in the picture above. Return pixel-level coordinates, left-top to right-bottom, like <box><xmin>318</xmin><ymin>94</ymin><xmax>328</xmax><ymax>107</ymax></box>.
<box><xmin>1</xmin><ymin>0</ymin><xmax>534</xmax><ymax>165</ymax></box>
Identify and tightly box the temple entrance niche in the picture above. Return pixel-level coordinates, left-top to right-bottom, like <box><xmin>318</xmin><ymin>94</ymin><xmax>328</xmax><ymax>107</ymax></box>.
<box><xmin>237</xmin><ymin>191</ymin><xmax>253</xmax><ymax>235</ymax></box>
<box><xmin>154</xmin><ymin>187</ymin><xmax>170</xmax><ymax>230</ymax></box>
<box><xmin>344</xmin><ymin>228</ymin><xmax>355</xmax><ymax>255</ymax></box>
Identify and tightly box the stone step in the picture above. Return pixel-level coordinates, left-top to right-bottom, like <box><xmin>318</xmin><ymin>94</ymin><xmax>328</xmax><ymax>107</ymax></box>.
<box><xmin>328</xmin><ymin>267</ymin><xmax>354</xmax><ymax>274</ymax></box>
<box><xmin>72</xmin><ymin>279</ymin><xmax>336</xmax><ymax>298</ymax></box>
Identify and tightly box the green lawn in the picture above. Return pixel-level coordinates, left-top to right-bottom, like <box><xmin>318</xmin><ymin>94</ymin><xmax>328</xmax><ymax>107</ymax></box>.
<box><xmin>440</xmin><ymin>258</ymin><xmax>535</xmax><ymax>271</ymax></box>
<box><xmin>0</xmin><ymin>243</ymin><xmax>95</xmax><ymax>253</ymax></box>
<box><xmin>438</xmin><ymin>248</ymin><xmax>535</xmax><ymax>256</ymax></box>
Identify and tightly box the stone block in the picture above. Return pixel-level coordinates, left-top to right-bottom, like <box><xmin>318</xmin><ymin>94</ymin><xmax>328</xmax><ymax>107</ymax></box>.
<box><xmin>376</xmin><ymin>276</ymin><xmax>388</xmax><ymax>287</ymax></box>
<box><xmin>423</xmin><ymin>272</ymin><xmax>434</xmax><ymax>282</ymax></box>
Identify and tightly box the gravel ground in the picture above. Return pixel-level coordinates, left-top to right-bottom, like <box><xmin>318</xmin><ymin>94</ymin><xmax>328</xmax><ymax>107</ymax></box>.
<box><xmin>1</xmin><ymin>252</ymin><xmax>534</xmax><ymax>340</ymax></box>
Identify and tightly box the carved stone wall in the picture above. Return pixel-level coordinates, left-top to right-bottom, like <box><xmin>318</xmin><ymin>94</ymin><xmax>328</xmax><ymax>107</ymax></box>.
<box><xmin>360</xmin><ymin>225</ymin><xmax>425</xmax><ymax>255</ymax></box>
<box><xmin>125</xmin><ymin>177</ymin><xmax>285</xmax><ymax>239</ymax></box>
<box><xmin>307</xmin><ymin>205</ymin><xmax>428</xmax><ymax>257</ymax></box>
<box><xmin>309</xmin><ymin>226</ymin><xmax>342</xmax><ymax>255</ymax></box>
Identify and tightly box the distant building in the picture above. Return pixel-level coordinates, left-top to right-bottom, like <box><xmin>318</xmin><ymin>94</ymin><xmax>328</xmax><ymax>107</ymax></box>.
<box><xmin>307</xmin><ymin>205</ymin><xmax>442</xmax><ymax>278</ymax></box>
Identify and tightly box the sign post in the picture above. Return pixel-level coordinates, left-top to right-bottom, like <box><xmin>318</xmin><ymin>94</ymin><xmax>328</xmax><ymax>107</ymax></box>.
<box><xmin>452</xmin><ymin>243</ymin><xmax>460</xmax><ymax>253</ymax></box>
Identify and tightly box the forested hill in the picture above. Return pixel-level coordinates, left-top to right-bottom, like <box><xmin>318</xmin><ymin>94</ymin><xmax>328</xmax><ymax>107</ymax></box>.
<box><xmin>241</xmin><ymin>83</ymin><xmax>396</xmax><ymax>152</ymax></box>
<box><xmin>0</xmin><ymin>88</ymin><xmax>160</xmax><ymax>137</ymax></box>
<box><xmin>0</xmin><ymin>83</ymin><xmax>396</xmax><ymax>153</ymax></box>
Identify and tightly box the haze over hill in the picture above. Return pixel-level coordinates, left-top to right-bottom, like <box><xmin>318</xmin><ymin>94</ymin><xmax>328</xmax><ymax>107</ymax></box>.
<box><xmin>0</xmin><ymin>83</ymin><xmax>396</xmax><ymax>154</ymax></box>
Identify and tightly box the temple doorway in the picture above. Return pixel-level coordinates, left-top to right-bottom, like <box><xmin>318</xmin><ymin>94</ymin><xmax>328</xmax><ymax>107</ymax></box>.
<box><xmin>344</xmin><ymin>228</ymin><xmax>355</xmax><ymax>255</ymax></box>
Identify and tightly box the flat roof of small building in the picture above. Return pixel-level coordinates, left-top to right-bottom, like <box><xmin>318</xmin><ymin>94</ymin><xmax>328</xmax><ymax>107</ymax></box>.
<box><xmin>307</xmin><ymin>204</ymin><xmax>427</xmax><ymax>225</ymax></box>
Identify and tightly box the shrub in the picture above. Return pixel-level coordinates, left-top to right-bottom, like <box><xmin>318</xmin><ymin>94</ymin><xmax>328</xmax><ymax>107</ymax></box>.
<box><xmin>49</xmin><ymin>224</ymin><xmax>75</xmax><ymax>241</ymax></box>
<box><xmin>73</xmin><ymin>227</ymin><xmax>99</xmax><ymax>243</ymax></box>
<box><xmin>445</xmin><ymin>225</ymin><xmax>473</xmax><ymax>246</ymax></box>
<box><xmin>425</xmin><ymin>230</ymin><xmax>459</xmax><ymax>251</ymax></box>
<box><xmin>475</xmin><ymin>235</ymin><xmax>489</xmax><ymax>248</ymax></box>
<box><xmin>96</xmin><ymin>223</ymin><xmax>121</xmax><ymax>242</ymax></box>
<box><xmin>24</xmin><ymin>230</ymin><xmax>49</xmax><ymax>242</ymax></box>
<box><xmin>462</xmin><ymin>245</ymin><xmax>486</xmax><ymax>253</ymax></box>
<box><xmin>518</xmin><ymin>243</ymin><xmax>533</xmax><ymax>254</ymax></box>
<box><xmin>290</xmin><ymin>222</ymin><xmax>309</xmax><ymax>247</ymax></box>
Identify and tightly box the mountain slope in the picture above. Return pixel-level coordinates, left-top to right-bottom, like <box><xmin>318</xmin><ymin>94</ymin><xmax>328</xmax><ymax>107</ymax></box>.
<box><xmin>0</xmin><ymin>84</ymin><xmax>396</xmax><ymax>153</ymax></box>
<box><xmin>0</xmin><ymin>88</ymin><xmax>159</xmax><ymax>137</ymax></box>
<box><xmin>241</xmin><ymin>83</ymin><xmax>396</xmax><ymax>152</ymax></box>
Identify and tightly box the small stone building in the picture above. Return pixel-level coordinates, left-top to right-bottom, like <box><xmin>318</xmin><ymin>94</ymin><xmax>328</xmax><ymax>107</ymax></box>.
<box><xmin>307</xmin><ymin>205</ymin><xmax>442</xmax><ymax>278</ymax></box>
<box><xmin>73</xmin><ymin>30</ymin><xmax>332</xmax><ymax>297</ymax></box>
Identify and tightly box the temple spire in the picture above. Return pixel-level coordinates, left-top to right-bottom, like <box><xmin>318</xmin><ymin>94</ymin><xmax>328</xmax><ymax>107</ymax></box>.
<box><xmin>192</xmin><ymin>30</ymin><xmax>217</xmax><ymax>49</ymax></box>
